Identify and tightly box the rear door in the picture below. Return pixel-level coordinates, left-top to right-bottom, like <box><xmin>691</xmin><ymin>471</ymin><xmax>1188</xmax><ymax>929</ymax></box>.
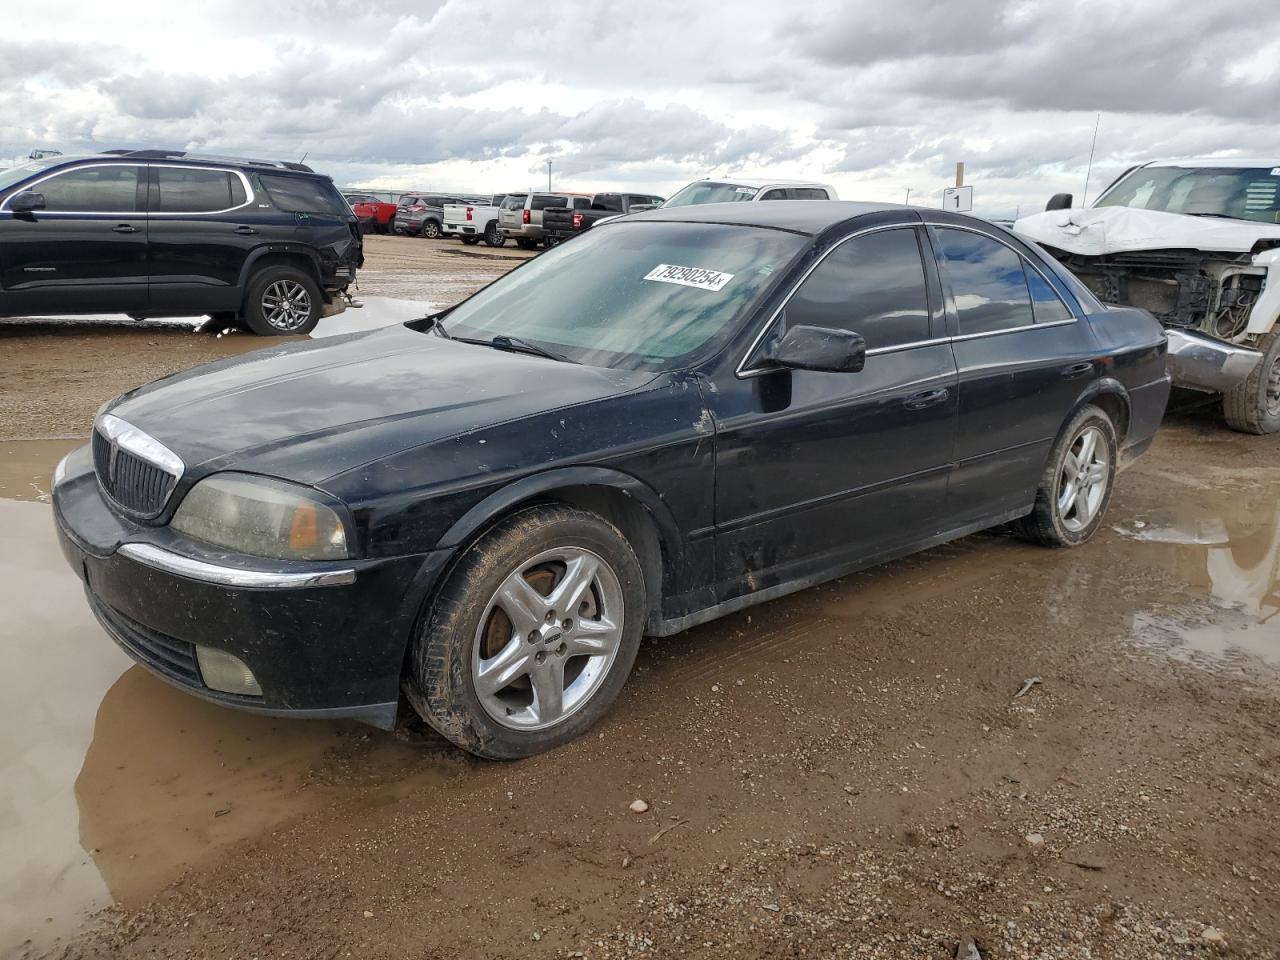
<box><xmin>146</xmin><ymin>165</ymin><xmax>254</xmax><ymax>314</ymax></box>
<box><xmin>927</xmin><ymin>223</ymin><xmax>1096</xmax><ymax>525</ymax></box>
<box><xmin>710</xmin><ymin>223</ymin><xmax>958</xmax><ymax>598</ymax></box>
<box><xmin>0</xmin><ymin>162</ymin><xmax>147</xmax><ymax>314</ymax></box>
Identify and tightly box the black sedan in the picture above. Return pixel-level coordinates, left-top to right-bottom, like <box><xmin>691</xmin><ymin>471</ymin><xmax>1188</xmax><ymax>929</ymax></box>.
<box><xmin>53</xmin><ymin>201</ymin><xmax>1171</xmax><ymax>759</ymax></box>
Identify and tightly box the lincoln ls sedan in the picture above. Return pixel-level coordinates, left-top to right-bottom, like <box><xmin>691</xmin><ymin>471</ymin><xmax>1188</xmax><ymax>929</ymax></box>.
<box><xmin>53</xmin><ymin>201</ymin><xmax>1171</xmax><ymax>758</ymax></box>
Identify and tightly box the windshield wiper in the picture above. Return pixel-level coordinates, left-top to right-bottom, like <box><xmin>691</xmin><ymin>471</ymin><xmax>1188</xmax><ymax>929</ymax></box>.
<box><xmin>1184</xmin><ymin>212</ymin><xmax>1243</xmax><ymax>220</ymax></box>
<box><xmin>441</xmin><ymin>330</ymin><xmax>576</xmax><ymax>364</ymax></box>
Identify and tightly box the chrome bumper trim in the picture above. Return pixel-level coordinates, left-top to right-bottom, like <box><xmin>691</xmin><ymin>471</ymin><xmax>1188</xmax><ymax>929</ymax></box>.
<box><xmin>1165</xmin><ymin>329</ymin><xmax>1263</xmax><ymax>393</ymax></box>
<box><xmin>118</xmin><ymin>543</ymin><xmax>356</xmax><ymax>589</ymax></box>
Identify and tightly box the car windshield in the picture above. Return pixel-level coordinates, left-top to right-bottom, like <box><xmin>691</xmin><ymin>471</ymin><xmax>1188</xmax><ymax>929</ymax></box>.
<box><xmin>662</xmin><ymin>182</ymin><xmax>760</xmax><ymax>207</ymax></box>
<box><xmin>0</xmin><ymin>157</ymin><xmax>66</xmax><ymax>193</ymax></box>
<box><xmin>1096</xmin><ymin>166</ymin><xmax>1280</xmax><ymax>223</ymax></box>
<box><xmin>437</xmin><ymin>221</ymin><xmax>805</xmax><ymax>370</ymax></box>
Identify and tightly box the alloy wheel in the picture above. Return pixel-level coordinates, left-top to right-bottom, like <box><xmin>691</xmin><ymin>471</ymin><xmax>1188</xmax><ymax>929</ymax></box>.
<box><xmin>471</xmin><ymin>546</ymin><xmax>624</xmax><ymax>731</ymax></box>
<box><xmin>260</xmin><ymin>280</ymin><xmax>313</xmax><ymax>332</ymax></box>
<box><xmin>1057</xmin><ymin>425</ymin><xmax>1109</xmax><ymax>532</ymax></box>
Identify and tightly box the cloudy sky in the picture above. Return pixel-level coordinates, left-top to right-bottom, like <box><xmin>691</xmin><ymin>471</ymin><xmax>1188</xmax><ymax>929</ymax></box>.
<box><xmin>3</xmin><ymin>0</ymin><xmax>1277</xmax><ymax>217</ymax></box>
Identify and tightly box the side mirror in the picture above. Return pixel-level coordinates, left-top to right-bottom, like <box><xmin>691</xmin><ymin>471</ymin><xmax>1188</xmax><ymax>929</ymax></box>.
<box><xmin>765</xmin><ymin>324</ymin><xmax>866</xmax><ymax>373</ymax></box>
<box><xmin>9</xmin><ymin>191</ymin><xmax>45</xmax><ymax>213</ymax></box>
<box><xmin>1045</xmin><ymin>193</ymin><xmax>1073</xmax><ymax>211</ymax></box>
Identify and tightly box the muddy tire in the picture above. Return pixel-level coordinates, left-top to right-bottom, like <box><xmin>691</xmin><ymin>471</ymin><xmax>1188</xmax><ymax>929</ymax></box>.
<box><xmin>1016</xmin><ymin>404</ymin><xmax>1118</xmax><ymax>547</ymax></box>
<box><xmin>405</xmin><ymin>505</ymin><xmax>645</xmax><ymax>759</ymax></box>
<box><xmin>241</xmin><ymin>267</ymin><xmax>322</xmax><ymax>336</ymax></box>
<box><xmin>1223</xmin><ymin>331</ymin><xmax>1280</xmax><ymax>435</ymax></box>
<box><xmin>484</xmin><ymin>223</ymin><xmax>506</xmax><ymax>247</ymax></box>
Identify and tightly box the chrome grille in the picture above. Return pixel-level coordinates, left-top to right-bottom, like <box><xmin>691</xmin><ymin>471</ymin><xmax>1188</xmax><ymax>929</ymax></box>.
<box><xmin>92</xmin><ymin>414</ymin><xmax>184</xmax><ymax>519</ymax></box>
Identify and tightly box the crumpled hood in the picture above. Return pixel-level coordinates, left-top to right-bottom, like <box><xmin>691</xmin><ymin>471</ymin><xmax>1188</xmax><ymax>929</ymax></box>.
<box><xmin>1014</xmin><ymin>205</ymin><xmax>1280</xmax><ymax>257</ymax></box>
<box><xmin>104</xmin><ymin>324</ymin><xmax>653</xmax><ymax>486</ymax></box>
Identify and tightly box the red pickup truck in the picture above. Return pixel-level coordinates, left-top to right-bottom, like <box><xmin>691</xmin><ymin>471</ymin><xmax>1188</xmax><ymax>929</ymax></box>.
<box><xmin>344</xmin><ymin>193</ymin><xmax>397</xmax><ymax>234</ymax></box>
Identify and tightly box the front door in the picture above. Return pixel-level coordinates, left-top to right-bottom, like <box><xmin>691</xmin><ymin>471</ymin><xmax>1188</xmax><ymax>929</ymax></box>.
<box><xmin>708</xmin><ymin>224</ymin><xmax>959</xmax><ymax>602</ymax></box>
<box><xmin>0</xmin><ymin>163</ymin><xmax>147</xmax><ymax>315</ymax></box>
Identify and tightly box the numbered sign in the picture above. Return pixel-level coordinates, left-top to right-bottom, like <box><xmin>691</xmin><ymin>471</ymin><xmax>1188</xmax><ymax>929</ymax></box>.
<box><xmin>942</xmin><ymin>185</ymin><xmax>973</xmax><ymax>212</ymax></box>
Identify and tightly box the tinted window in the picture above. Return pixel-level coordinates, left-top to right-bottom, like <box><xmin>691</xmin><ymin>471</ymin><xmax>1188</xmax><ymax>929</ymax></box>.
<box><xmin>1023</xmin><ymin>264</ymin><xmax>1073</xmax><ymax>323</ymax></box>
<box><xmin>935</xmin><ymin>229</ymin><xmax>1034</xmax><ymax>335</ymax></box>
<box><xmin>530</xmin><ymin>195</ymin><xmax>563</xmax><ymax>210</ymax></box>
<box><xmin>572</xmin><ymin>197</ymin><xmax>591</xmax><ymax>210</ymax></box>
<box><xmin>30</xmin><ymin>165</ymin><xmax>141</xmax><ymax>212</ymax></box>
<box><xmin>784</xmin><ymin>228</ymin><xmax>930</xmax><ymax>350</ymax></box>
<box><xmin>500</xmin><ymin>194</ymin><xmax>526</xmax><ymax>210</ymax></box>
<box><xmin>794</xmin><ymin>187</ymin><xmax>829</xmax><ymax>200</ymax></box>
<box><xmin>153</xmin><ymin>168</ymin><xmax>244</xmax><ymax>212</ymax></box>
<box><xmin>261</xmin><ymin>175</ymin><xmax>347</xmax><ymax>215</ymax></box>
<box><xmin>759</xmin><ymin>188</ymin><xmax>789</xmax><ymax>201</ymax></box>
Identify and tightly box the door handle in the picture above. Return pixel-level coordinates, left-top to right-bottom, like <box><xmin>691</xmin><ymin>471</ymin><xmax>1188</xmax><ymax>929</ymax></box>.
<box><xmin>903</xmin><ymin>387</ymin><xmax>950</xmax><ymax>410</ymax></box>
<box><xmin>1061</xmin><ymin>361</ymin><xmax>1093</xmax><ymax>380</ymax></box>
<box><xmin>234</xmin><ymin>225</ymin><xmax>257</xmax><ymax>235</ymax></box>
<box><xmin>111</xmin><ymin>224</ymin><xmax>139</xmax><ymax>233</ymax></box>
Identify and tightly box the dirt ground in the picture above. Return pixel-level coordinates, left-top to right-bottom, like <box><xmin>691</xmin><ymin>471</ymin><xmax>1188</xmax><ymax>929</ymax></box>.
<box><xmin>2</xmin><ymin>236</ymin><xmax>1278</xmax><ymax>960</ymax></box>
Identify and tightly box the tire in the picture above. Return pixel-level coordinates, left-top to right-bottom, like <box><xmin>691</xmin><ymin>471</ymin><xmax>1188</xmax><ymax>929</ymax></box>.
<box><xmin>544</xmin><ymin>235</ymin><xmax>560</xmax><ymax>248</ymax></box>
<box><xmin>421</xmin><ymin>219</ymin><xmax>442</xmax><ymax>240</ymax></box>
<box><xmin>483</xmin><ymin>222</ymin><xmax>506</xmax><ymax>248</ymax></box>
<box><xmin>515</xmin><ymin>238</ymin><xmax>536</xmax><ymax>251</ymax></box>
<box><xmin>241</xmin><ymin>267</ymin><xmax>322</xmax><ymax>336</ymax></box>
<box><xmin>460</xmin><ymin>236</ymin><xmax>481</xmax><ymax>246</ymax></box>
<box><xmin>1223</xmin><ymin>330</ymin><xmax>1280</xmax><ymax>434</ymax></box>
<box><xmin>1016</xmin><ymin>404</ymin><xmax>1118</xmax><ymax>547</ymax></box>
<box><xmin>405</xmin><ymin>504</ymin><xmax>646</xmax><ymax>759</ymax></box>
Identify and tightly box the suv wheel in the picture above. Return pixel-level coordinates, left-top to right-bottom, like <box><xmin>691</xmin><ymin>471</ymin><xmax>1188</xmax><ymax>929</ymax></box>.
<box><xmin>1224</xmin><ymin>331</ymin><xmax>1280</xmax><ymax>434</ymax></box>
<box><xmin>405</xmin><ymin>504</ymin><xmax>645</xmax><ymax>759</ymax></box>
<box><xmin>242</xmin><ymin>267</ymin><xmax>322</xmax><ymax>336</ymax></box>
<box><xmin>484</xmin><ymin>223</ymin><xmax>506</xmax><ymax>247</ymax></box>
<box><xmin>422</xmin><ymin>219</ymin><xmax>442</xmax><ymax>240</ymax></box>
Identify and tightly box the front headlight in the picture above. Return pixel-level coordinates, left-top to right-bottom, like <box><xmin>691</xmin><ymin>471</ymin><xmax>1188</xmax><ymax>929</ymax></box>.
<box><xmin>171</xmin><ymin>473</ymin><xmax>349</xmax><ymax>561</ymax></box>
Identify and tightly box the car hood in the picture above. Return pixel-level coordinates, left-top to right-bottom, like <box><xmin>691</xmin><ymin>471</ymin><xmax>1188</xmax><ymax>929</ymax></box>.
<box><xmin>105</xmin><ymin>324</ymin><xmax>654</xmax><ymax>487</ymax></box>
<box><xmin>1014</xmin><ymin>205</ymin><xmax>1280</xmax><ymax>257</ymax></box>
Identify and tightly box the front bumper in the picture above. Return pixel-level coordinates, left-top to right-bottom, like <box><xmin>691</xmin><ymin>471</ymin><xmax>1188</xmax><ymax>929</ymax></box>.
<box><xmin>53</xmin><ymin>450</ymin><xmax>445</xmax><ymax>729</ymax></box>
<box><xmin>1166</xmin><ymin>329</ymin><xmax>1263</xmax><ymax>394</ymax></box>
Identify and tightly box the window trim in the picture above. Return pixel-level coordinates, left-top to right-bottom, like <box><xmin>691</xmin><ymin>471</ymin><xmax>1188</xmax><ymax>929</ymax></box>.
<box><xmin>0</xmin><ymin>161</ymin><xmax>254</xmax><ymax>216</ymax></box>
<box><xmin>736</xmin><ymin>223</ymin><xmax>939</xmax><ymax>378</ymax></box>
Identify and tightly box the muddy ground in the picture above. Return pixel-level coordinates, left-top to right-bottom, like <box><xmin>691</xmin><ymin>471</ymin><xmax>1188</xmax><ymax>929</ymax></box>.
<box><xmin>1</xmin><ymin>236</ymin><xmax>1278</xmax><ymax>959</ymax></box>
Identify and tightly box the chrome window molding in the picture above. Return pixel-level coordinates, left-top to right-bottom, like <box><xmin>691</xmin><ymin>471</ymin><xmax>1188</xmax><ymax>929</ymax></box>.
<box><xmin>0</xmin><ymin>161</ymin><xmax>255</xmax><ymax>216</ymax></box>
<box><xmin>736</xmin><ymin>221</ymin><xmax>1081</xmax><ymax>378</ymax></box>
<box><xmin>118</xmin><ymin>543</ymin><xmax>356</xmax><ymax>589</ymax></box>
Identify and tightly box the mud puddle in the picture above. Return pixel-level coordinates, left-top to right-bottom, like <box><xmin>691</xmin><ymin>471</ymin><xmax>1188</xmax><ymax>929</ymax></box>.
<box><xmin>0</xmin><ymin>443</ymin><xmax>458</xmax><ymax>956</ymax></box>
<box><xmin>1117</xmin><ymin>473</ymin><xmax>1280</xmax><ymax>671</ymax></box>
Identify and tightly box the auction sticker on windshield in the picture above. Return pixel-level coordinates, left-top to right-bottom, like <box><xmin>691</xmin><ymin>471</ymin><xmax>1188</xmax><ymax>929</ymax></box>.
<box><xmin>643</xmin><ymin>264</ymin><xmax>735</xmax><ymax>292</ymax></box>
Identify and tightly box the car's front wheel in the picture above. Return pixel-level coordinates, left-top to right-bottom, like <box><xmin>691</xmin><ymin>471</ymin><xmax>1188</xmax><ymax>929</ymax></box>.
<box><xmin>242</xmin><ymin>267</ymin><xmax>322</xmax><ymax>336</ymax></box>
<box><xmin>1017</xmin><ymin>404</ymin><xmax>1117</xmax><ymax>547</ymax></box>
<box><xmin>405</xmin><ymin>505</ymin><xmax>645</xmax><ymax>759</ymax></box>
<box><xmin>1223</xmin><ymin>331</ymin><xmax>1280</xmax><ymax>434</ymax></box>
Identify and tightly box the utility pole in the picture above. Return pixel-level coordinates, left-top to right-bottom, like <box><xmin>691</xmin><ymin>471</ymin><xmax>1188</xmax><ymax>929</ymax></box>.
<box><xmin>955</xmin><ymin>162</ymin><xmax>964</xmax><ymax>187</ymax></box>
<box><xmin>547</xmin><ymin>160</ymin><xmax>553</xmax><ymax>192</ymax></box>
<box><xmin>904</xmin><ymin>187</ymin><xmax>911</xmax><ymax>205</ymax></box>
<box><xmin>1081</xmin><ymin>113</ymin><xmax>1101</xmax><ymax>206</ymax></box>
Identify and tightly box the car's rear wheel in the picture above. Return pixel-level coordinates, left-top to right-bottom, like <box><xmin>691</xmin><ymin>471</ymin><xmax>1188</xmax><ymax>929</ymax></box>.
<box><xmin>1223</xmin><ymin>331</ymin><xmax>1280</xmax><ymax>434</ymax></box>
<box><xmin>421</xmin><ymin>219</ymin><xmax>442</xmax><ymax>240</ymax></box>
<box><xmin>484</xmin><ymin>223</ymin><xmax>506</xmax><ymax>247</ymax></box>
<box><xmin>242</xmin><ymin>267</ymin><xmax>322</xmax><ymax>336</ymax></box>
<box><xmin>1017</xmin><ymin>404</ymin><xmax>1117</xmax><ymax>547</ymax></box>
<box><xmin>405</xmin><ymin>505</ymin><xmax>645</xmax><ymax>759</ymax></box>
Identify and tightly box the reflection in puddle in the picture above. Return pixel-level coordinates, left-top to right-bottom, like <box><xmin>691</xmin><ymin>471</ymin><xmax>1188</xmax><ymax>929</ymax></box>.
<box><xmin>0</xmin><ymin>438</ymin><xmax>83</xmax><ymax>502</ymax></box>
<box><xmin>0</xmin><ymin>490</ymin><xmax>454</xmax><ymax>954</ymax></box>
<box><xmin>1121</xmin><ymin>478</ymin><xmax>1280</xmax><ymax>669</ymax></box>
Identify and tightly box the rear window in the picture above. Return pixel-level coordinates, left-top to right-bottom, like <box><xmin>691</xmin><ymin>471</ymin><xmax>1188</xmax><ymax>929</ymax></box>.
<box><xmin>501</xmin><ymin>194</ymin><xmax>527</xmax><ymax>210</ymax></box>
<box><xmin>531</xmin><ymin>195</ymin><xmax>565</xmax><ymax>211</ymax></box>
<box><xmin>262</xmin><ymin>174</ymin><xmax>347</xmax><ymax>215</ymax></box>
<box><xmin>153</xmin><ymin>168</ymin><xmax>246</xmax><ymax>213</ymax></box>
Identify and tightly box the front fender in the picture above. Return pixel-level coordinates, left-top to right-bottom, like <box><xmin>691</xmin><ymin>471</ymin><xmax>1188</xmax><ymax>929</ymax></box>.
<box><xmin>1246</xmin><ymin>248</ymin><xmax>1280</xmax><ymax>336</ymax></box>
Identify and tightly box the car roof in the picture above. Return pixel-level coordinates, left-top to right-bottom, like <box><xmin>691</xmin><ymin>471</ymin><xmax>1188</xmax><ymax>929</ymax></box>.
<box><xmin>624</xmin><ymin>199</ymin><xmax>907</xmax><ymax>235</ymax></box>
<box><xmin>1145</xmin><ymin>158</ymin><xmax>1280</xmax><ymax>169</ymax></box>
<box><xmin>681</xmin><ymin>176</ymin><xmax>834</xmax><ymax>189</ymax></box>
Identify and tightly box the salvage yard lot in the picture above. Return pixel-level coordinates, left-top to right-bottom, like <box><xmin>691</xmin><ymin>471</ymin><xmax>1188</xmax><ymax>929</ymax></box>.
<box><xmin>2</xmin><ymin>236</ymin><xmax>1278</xmax><ymax>959</ymax></box>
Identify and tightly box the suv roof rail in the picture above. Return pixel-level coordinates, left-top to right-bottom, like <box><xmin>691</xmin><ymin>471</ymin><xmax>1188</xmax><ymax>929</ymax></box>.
<box><xmin>106</xmin><ymin>149</ymin><xmax>315</xmax><ymax>173</ymax></box>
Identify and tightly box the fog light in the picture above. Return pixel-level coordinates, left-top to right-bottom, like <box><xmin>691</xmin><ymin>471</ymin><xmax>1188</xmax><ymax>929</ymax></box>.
<box><xmin>196</xmin><ymin>646</ymin><xmax>263</xmax><ymax>697</ymax></box>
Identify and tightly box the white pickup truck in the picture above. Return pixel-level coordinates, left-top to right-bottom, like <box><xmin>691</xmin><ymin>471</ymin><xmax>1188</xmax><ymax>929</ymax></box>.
<box><xmin>1016</xmin><ymin>159</ymin><xmax>1280</xmax><ymax>434</ymax></box>
<box><xmin>443</xmin><ymin>194</ymin><xmax>517</xmax><ymax>247</ymax></box>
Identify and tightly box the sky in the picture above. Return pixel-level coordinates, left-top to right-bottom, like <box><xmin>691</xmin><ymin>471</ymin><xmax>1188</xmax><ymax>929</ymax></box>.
<box><xmin>2</xmin><ymin>0</ymin><xmax>1278</xmax><ymax>218</ymax></box>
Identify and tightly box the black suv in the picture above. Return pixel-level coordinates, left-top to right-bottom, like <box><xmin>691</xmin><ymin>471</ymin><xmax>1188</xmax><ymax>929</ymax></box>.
<box><xmin>0</xmin><ymin>150</ymin><xmax>363</xmax><ymax>335</ymax></box>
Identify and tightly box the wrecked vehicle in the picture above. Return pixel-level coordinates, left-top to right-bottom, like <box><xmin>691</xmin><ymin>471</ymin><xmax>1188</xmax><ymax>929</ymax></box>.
<box><xmin>1015</xmin><ymin>159</ymin><xmax>1280</xmax><ymax>433</ymax></box>
<box><xmin>53</xmin><ymin>201</ymin><xmax>1168</xmax><ymax>759</ymax></box>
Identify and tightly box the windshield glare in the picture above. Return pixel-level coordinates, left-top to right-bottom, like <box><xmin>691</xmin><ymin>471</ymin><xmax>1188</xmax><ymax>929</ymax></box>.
<box><xmin>439</xmin><ymin>221</ymin><xmax>805</xmax><ymax>370</ymax></box>
<box><xmin>1096</xmin><ymin>166</ymin><xmax>1280</xmax><ymax>223</ymax></box>
<box><xmin>662</xmin><ymin>182</ymin><xmax>760</xmax><ymax>207</ymax></box>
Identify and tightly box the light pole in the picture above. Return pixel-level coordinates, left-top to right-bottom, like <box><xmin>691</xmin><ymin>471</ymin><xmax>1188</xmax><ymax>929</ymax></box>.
<box><xmin>547</xmin><ymin>160</ymin><xmax>552</xmax><ymax>192</ymax></box>
<box><xmin>904</xmin><ymin>187</ymin><xmax>911</xmax><ymax>205</ymax></box>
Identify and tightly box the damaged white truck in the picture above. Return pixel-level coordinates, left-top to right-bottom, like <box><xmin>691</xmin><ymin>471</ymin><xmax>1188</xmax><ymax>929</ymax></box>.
<box><xmin>1015</xmin><ymin>159</ymin><xmax>1280</xmax><ymax>434</ymax></box>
